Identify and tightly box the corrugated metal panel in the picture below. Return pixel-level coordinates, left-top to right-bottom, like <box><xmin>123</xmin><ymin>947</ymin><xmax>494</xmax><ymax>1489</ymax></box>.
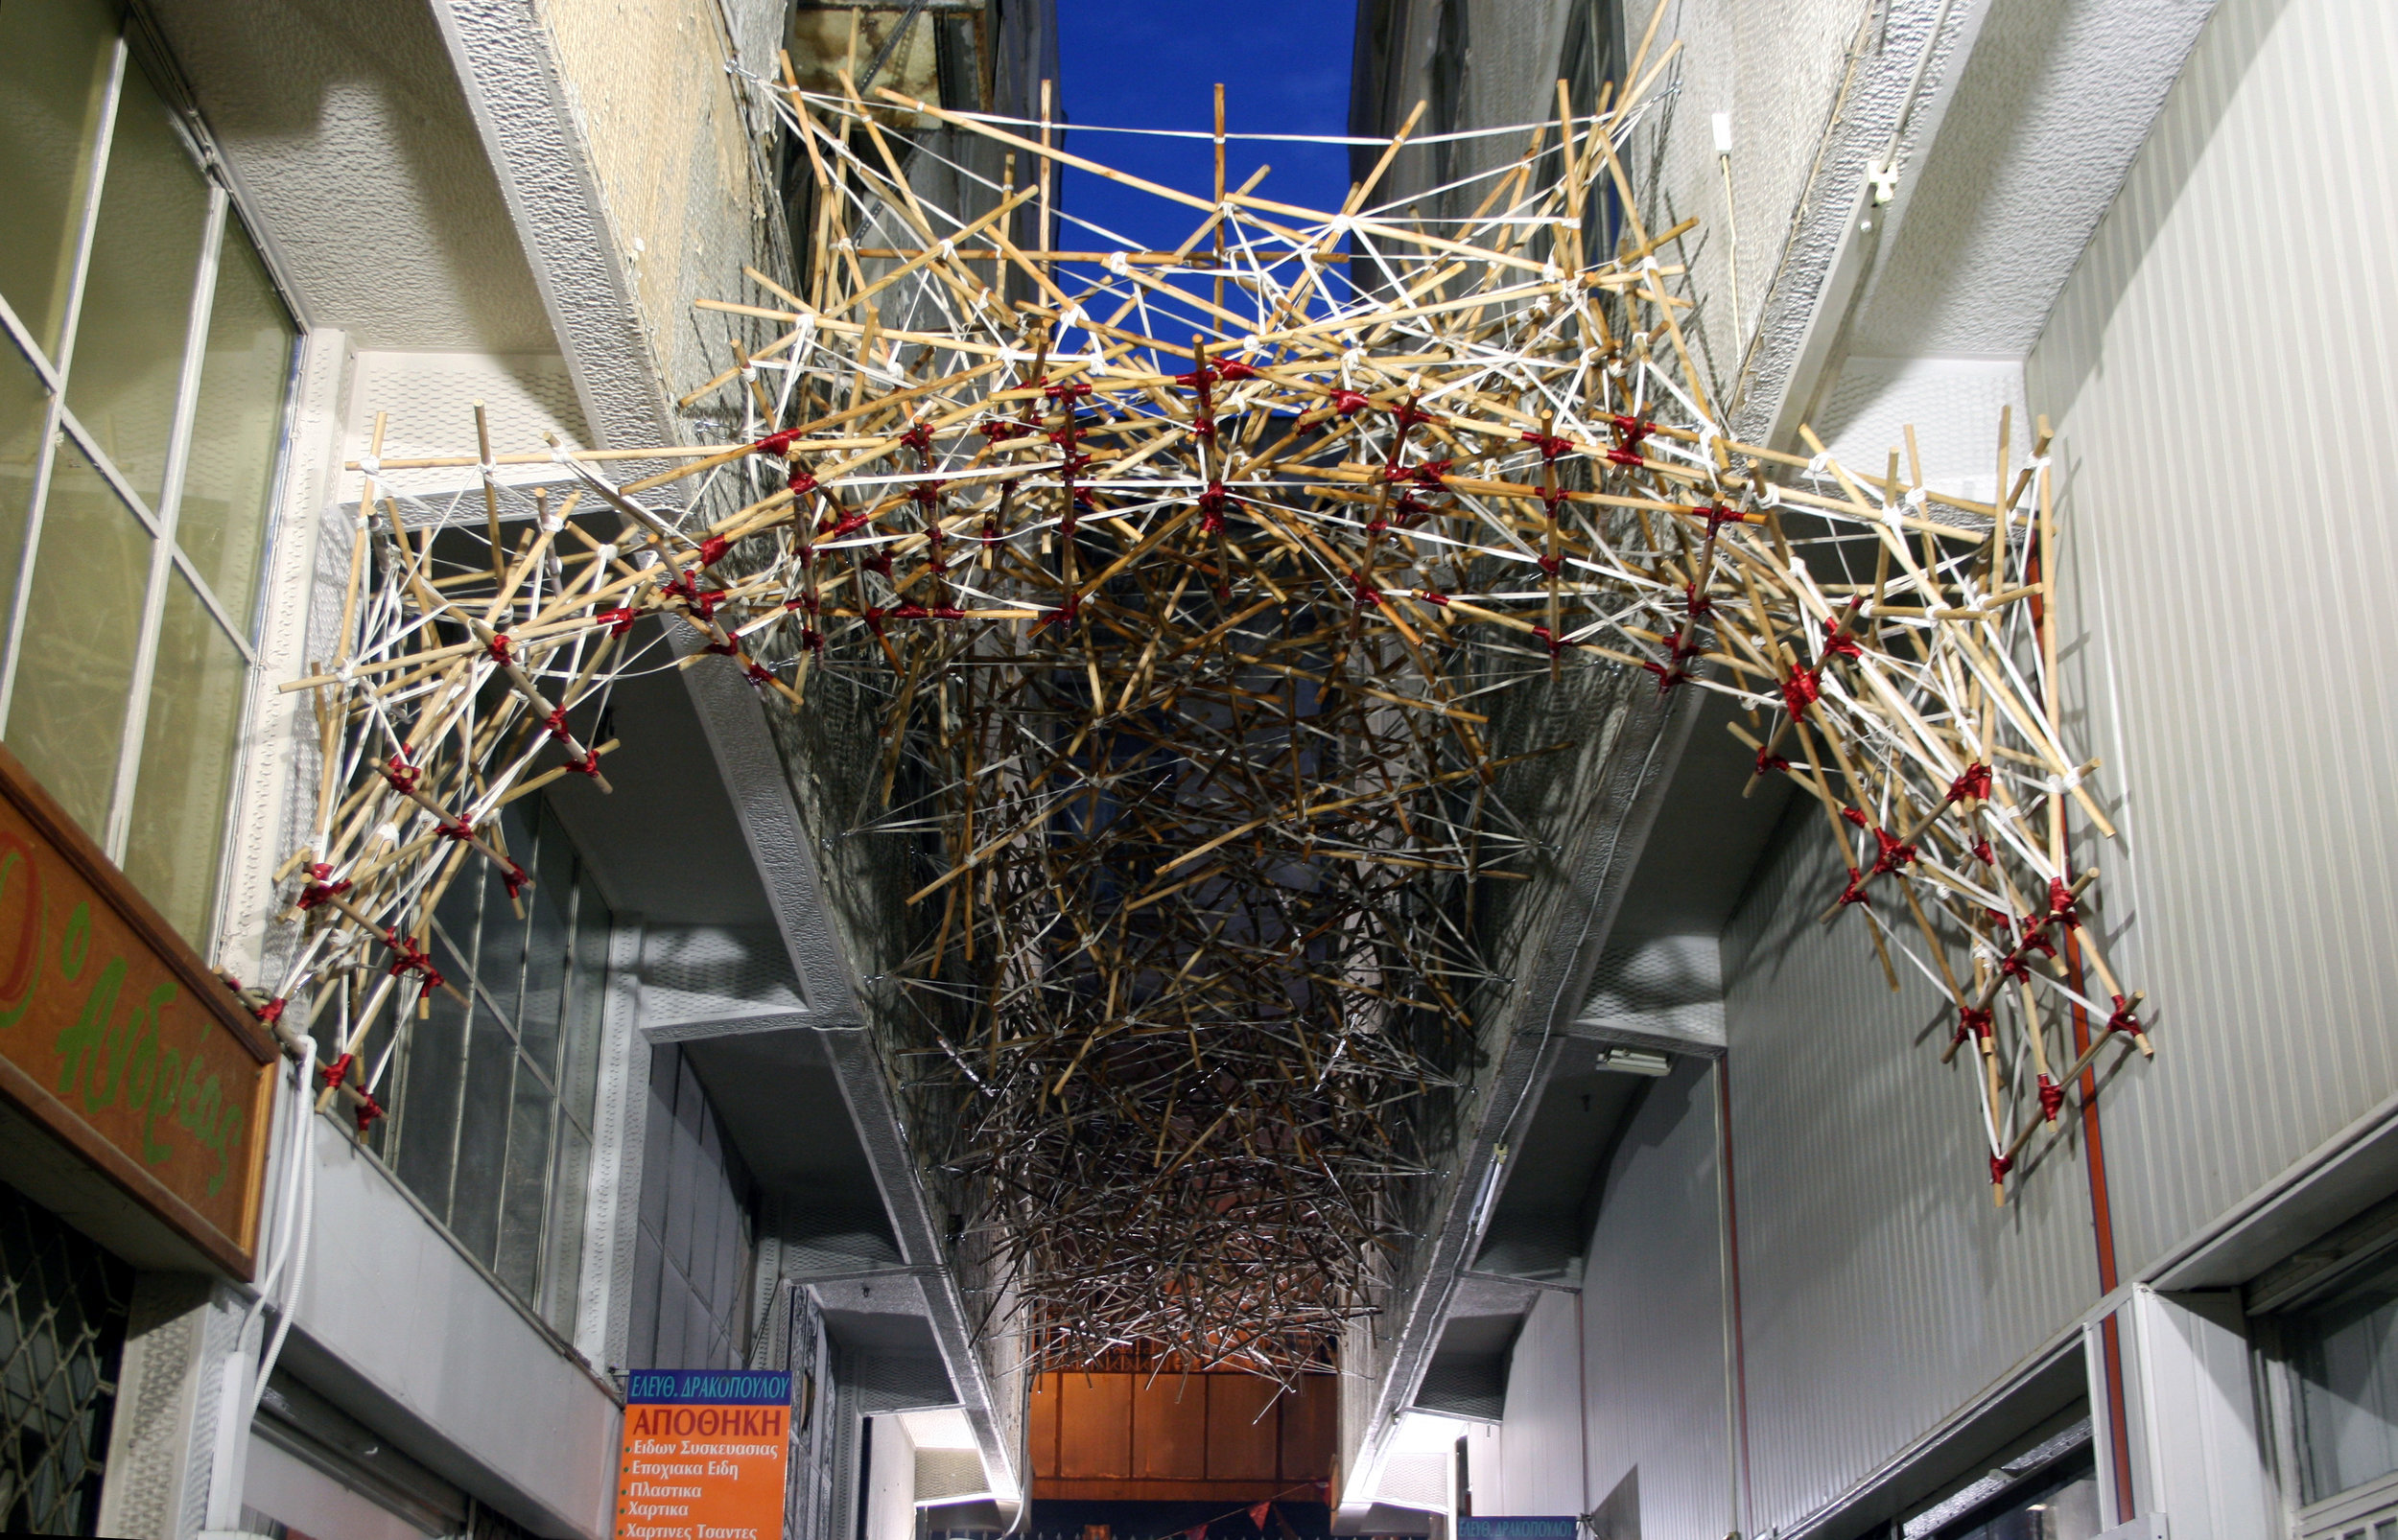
<box><xmin>1495</xmin><ymin>1291</ymin><xmax>1585</xmax><ymax>1515</ymax></box>
<box><xmin>627</xmin><ymin>1044</ymin><xmax>758</xmax><ymax>1370</ymax></box>
<box><xmin>2023</xmin><ymin>0</ymin><xmax>2398</xmax><ymax>1282</ymax></box>
<box><xmin>1577</xmin><ymin>1061</ymin><xmax>1736</xmax><ymax>1539</ymax></box>
<box><xmin>1720</xmin><ymin>798</ymin><xmax>2099</xmax><ymax>1529</ymax></box>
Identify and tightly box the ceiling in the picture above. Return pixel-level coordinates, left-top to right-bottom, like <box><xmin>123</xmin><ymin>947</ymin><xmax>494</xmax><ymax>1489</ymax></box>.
<box><xmin>145</xmin><ymin>0</ymin><xmax>557</xmax><ymax>350</ymax></box>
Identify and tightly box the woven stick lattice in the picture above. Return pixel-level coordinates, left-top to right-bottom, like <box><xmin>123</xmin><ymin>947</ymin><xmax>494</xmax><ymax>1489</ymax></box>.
<box><xmin>258</xmin><ymin>52</ymin><xmax>2149</xmax><ymax>1377</ymax></box>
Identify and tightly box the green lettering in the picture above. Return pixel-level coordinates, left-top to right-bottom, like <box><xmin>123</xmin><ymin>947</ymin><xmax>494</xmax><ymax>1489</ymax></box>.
<box><xmin>180</xmin><ymin>1068</ymin><xmax>219</xmax><ymax>1140</ymax></box>
<box><xmin>59</xmin><ymin>901</ymin><xmax>88</xmax><ymax>982</ymax></box>
<box><xmin>207</xmin><ymin>1097</ymin><xmax>245</xmax><ymax>1198</ymax></box>
<box><xmin>135</xmin><ymin>985</ymin><xmax>178</xmax><ymax>1163</ymax></box>
<box><xmin>111</xmin><ymin>978</ymin><xmax>165</xmax><ymax>1121</ymax></box>
<box><xmin>144</xmin><ymin>1042</ymin><xmax>181</xmax><ymax>1162</ymax></box>
<box><xmin>55</xmin><ymin>956</ymin><xmax>125</xmax><ymax>1108</ymax></box>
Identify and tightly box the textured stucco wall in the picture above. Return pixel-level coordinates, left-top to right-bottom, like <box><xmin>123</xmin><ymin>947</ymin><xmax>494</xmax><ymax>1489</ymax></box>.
<box><xmin>1613</xmin><ymin>0</ymin><xmax>1873</xmax><ymax>411</ymax></box>
<box><xmin>145</xmin><ymin>0</ymin><xmax>557</xmax><ymax>350</ymax></box>
<box><xmin>539</xmin><ymin>0</ymin><xmax>786</xmax><ymax>420</ymax></box>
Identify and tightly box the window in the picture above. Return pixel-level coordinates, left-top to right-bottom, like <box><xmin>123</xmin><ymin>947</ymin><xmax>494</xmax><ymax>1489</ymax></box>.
<box><xmin>357</xmin><ymin>797</ymin><xmax>612</xmax><ymax>1337</ymax></box>
<box><xmin>0</xmin><ymin>0</ymin><xmax>297</xmax><ymax>949</ymax></box>
<box><xmin>0</xmin><ymin>1176</ymin><xmax>131</xmax><ymax>1534</ymax></box>
<box><xmin>1559</xmin><ymin>0</ymin><xmax>1626</xmax><ymax>262</ymax></box>
<box><xmin>1426</xmin><ymin>0</ymin><xmax>1469</xmax><ymax>196</ymax></box>
<box><xmin>1916</xmin><ymin>1450</ymin><xmax>2101</xmax><ymax>1540</ymax></box>
<box><xmin>2290</xmin><ymin>1248</ymin><xmax>2398</xmax><ymax>1505</ymax></box>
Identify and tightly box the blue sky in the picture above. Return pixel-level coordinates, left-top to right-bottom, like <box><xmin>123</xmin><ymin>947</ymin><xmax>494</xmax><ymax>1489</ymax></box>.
<box><xmin>1051</xmin><ymin>0</ymin><xmax>1358</xmax><ymax>255</ymax></box>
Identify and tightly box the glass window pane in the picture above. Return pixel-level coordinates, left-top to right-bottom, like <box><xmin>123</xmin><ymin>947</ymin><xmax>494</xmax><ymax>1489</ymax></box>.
<box><xmin>0</xmin><ymin>343</ymin><xmax>51</xmax><ymax>659</ymax></box>
<box><xmin>390</xmin><ymin>922</ymin><xmax>475</xmax><ymax>1218</ymax></box>
<box><xmin>542</xmin><ymin>1121</ymin><xmax>592</xmax><ymax>1337</ymax></box>
<box><xmin>5</xmin><ymin>441</ymin><xmax>147</xmax><ymax>837</ymax></box>
<box><xmin>431</xmin><ymin>853</ymin><xmax>485</xmax><ymax>982</ymax></box>
<box><xmin>176</xmin><ymin>218</ymin><xmax>291</xmax><ymax>629</ymax></box>
<box><xmin>494</xmin><ymin>1052</ymin><xmax>553</xmax><ymax>1300</ymax></box>
<box><xmin>557</xmin><ymin>867</ymin><xmax>612</xmax><ymax>1133</ymax></box>
<box><xmin>2294</xmin><ymin>1250</ymin><xmax>2398</xmax><ymax>1502</ymax></box>
<box><xmin>0</xmin><ymin>0</ymin><xmax>117</xmax><ymax>358</ymax></box>
<box><xmin>449</xmin><ymin>1000</ymin><xmax>517</xmax><ymax>1268</ymax></box>
<box><xmin>476</xmin><ymin>804</ymin><xmax>535</xmax><ymax>1028</ymax></box>
<box><xmin>62</xmin><ymin>63</ymin><xmax>209</xmax><ymax>510</ymax></box>
<box><xmin>120</xmin><ymin>571</ymin><xmax>245</xmax><ymax>945</ymax></box>
<box><xmin>516</xmin><ymin>806</ymin><xmax>575</xmax><ymax>1081</ymax></box>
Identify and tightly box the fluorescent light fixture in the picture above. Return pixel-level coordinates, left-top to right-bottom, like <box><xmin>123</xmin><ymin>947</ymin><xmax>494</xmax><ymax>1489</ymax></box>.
<box><xmin>1595</xmin><ymin>1047</ymin><xmax>1672</xmax><ymax>1077</ymax></box>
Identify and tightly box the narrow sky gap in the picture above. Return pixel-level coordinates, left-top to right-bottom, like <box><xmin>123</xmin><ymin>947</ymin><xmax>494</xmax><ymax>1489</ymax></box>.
<box><xmin>1051</xmin><ymin>0</ymin><xmax>1360</xmax><ymax>364</ymax></box>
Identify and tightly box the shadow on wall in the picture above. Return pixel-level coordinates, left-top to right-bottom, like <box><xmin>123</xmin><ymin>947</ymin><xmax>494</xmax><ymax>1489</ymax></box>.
<box><xmin>2024</xmin><ymin>0</ymin><xmax>2297</xmax><ymax>420</ymax></box>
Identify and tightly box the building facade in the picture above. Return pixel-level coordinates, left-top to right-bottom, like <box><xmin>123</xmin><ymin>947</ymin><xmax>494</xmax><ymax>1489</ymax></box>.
<box><xmin>0</xmin><ymin>0</ymin><xmax>1053</xmax><ymax>1536</ymax></box>
<box><xmin>7</xmin><ymin>1</ymin><xmax>2395</xmax><ymax>1539</ymax></box>
<box><xmin>1340</xmin><ymin>1</ymin><xmax>2398</xmax><ymax>1538</ymax></box>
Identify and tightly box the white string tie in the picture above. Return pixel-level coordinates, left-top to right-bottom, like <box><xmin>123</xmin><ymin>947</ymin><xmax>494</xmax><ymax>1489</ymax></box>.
<box><xmin>1804</xmin><ymin>452</ymin><xmax>1830</xmax><ymax>480</ymax></box>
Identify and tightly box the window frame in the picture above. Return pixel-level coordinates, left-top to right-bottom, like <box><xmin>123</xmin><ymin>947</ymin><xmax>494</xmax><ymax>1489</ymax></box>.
<box><xmin>362</xmin><ymin>794</ymin><xmax>616</xmax><ymax>1338</ymax></box>
<box><xmin>2256</xmin><ymin>1217</ymin><xmax>2398</xmax><ymax>1533</ymax></box>
<box><xmin>0</xmin><ymin>9</ymin><xmax>303</xmax><ymax>954</ymax></box>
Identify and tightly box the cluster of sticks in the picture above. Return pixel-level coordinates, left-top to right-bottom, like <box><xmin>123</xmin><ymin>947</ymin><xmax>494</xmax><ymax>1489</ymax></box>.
<box><xmin>271</xmin><ymin>34</ymin><xmax>2150</xmax><ymax>1375</ymax></box>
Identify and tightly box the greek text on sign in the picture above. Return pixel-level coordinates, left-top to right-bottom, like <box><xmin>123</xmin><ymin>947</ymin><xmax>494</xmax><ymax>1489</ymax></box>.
<box><xmin>617</xmin><ymin>1370</ymin><xmax>790</xmax><ymax>1540</ymax></box>
<box><xmin>1456</xmin><ymin>1519</ymin><xmax>1581</xmax><ymax>1540</ymax></box>
<box><xmin>0</xmin><ymin>746</ymin><xmax>273</xmax><ymax>1274</ymax></box>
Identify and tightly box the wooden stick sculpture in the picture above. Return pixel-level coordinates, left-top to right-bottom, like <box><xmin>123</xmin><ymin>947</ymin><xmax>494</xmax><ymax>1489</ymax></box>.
<box><xmin>254</xmin><ymin>48</ymin><xmax>2149</xmax><ymax>1378</ymax></box>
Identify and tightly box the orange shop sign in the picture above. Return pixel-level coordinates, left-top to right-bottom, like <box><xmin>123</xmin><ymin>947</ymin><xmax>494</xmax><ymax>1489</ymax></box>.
<box><xmin>617</xmin><ymin>1370</ymin><xmax>791</xmax><ymax>1540</ymax></box>
<box><xmin>0</xmin><ymin>746</ymin><xmax>275</xmax><ymax>1276</ymax></box>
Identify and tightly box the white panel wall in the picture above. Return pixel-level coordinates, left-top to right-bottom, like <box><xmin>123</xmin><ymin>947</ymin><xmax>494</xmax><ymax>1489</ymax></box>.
<box><xmin>1491</xmin><ymin>1290</ymin><xmax>1585</xmax><ymax>1517</ymax></box>
<box><xmin>2026</xmin><ymin>0</ymin><xmax>2398</xmax><ymax>1284</ymax></box>
<box><xmin>1576</xmin><ymin>1061</ymin><xmax>1735</xmax><ymax>1540</ymax></box>
<box><xmin>864</xmin><ymin>1413</ymin><xmax>919</xmax><ymax>1540</ymax></box>
<box><xmin>291</xmin><ymin>1114</ymin><xmax>623</xmax><ymax>1539</ymax></box>
<box><xmin>1719</xmin><ymin>800</ymin><xmax>2100</xmax><ymax>1531</ymax></box>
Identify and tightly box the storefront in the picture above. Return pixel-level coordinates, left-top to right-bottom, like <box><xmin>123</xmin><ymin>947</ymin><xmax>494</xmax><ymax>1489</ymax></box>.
<box><xmin>0</xmin><ymin>745</ymin><xmax>275</xmax><ymax>1529</ymax></box>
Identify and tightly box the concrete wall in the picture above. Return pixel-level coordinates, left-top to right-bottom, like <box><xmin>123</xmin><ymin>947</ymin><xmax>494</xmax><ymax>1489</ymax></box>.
<box><xmin>1612</xmin><ymin>0</ymin><xmax>1882</xmax><ymax>408</ymax></box>
<box><xmin>539</xmin><ymin>0</ymin><xmax>788</xmax><ymax>414</ymax></box>
<box><xmin>286</xmin><ymin>1113</ymin><xmax>623</xmax><ymax>1538</ymax></box>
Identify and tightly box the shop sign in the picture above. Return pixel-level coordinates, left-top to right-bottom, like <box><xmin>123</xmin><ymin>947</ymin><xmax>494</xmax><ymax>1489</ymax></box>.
<box><xmin>617</xmin><ymin>1370</ymin><xmax>792</xmax><ymax>1540</ymax></box>
<box><xmin>0</xmin><ymin>746</ymin><xmax>275</xmax><ymax>1276</ymax></box>
<box><xmin>1458</xmin><ymin>1521</ymin><xmax>1581</xmax><ymax>1540</ymax></box>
